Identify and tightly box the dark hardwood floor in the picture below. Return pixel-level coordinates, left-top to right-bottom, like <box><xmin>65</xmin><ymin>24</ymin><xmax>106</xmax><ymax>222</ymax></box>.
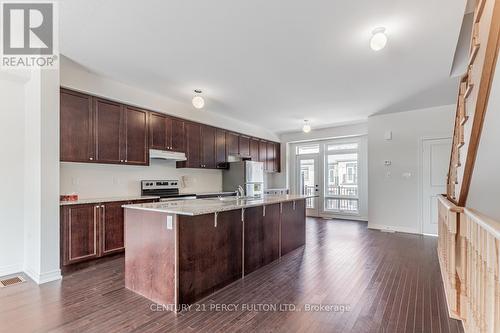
<box><xmin>0</xmin><ymin>218</ymin><xmax>463</xmax><ymax>333</ymax></box>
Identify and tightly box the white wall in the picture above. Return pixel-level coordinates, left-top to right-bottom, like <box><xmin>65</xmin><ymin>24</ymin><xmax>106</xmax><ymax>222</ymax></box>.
<box><xmin>368</xmin><ymin>105</ymin><xmax>455</xmax><ymax>234</ymax></box>
<box><xmin>0</xmin><ymin>74</ymin><xmax>26</xmax><ymax>276</ymax></box>
<box><xmin>467</xmin><ymin>62</ymin><xmax>500</xmax><ymax>221</ymax></box>
<box><xmin>23</xmin><ymin>69</ymin><xmax>61</xmax><ymax>284</ymax></box>
<box><xmin>0</xmin><ymin>69</ymin><xmax>61</xmax><ymax>283</ymax></box>
<box><xmin>61</xmin><ymin>160</ymin><xmax>223</xmax><ymax>198</ymax></box>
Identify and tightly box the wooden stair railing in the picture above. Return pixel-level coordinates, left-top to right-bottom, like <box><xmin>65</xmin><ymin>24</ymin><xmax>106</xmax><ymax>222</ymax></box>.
<box><xmin>438</xmin><ymin>196</ymin><xmax>500</xmax><ymax>332</ymax></box>
<box><xmin>447</xmin><ymin>0</ymin><xmax>500</xmax><ymax>206</ymax></box>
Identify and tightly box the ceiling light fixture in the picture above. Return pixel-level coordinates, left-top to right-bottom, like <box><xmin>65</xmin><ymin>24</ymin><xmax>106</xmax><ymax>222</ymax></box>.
<box><xmin>370</xmin><ymin>27</ymin><xmax>387</xmax><ymax>51</ymax></box>
<box><xmin>192</xmin><ymin>89</ymin><xmax>205</xmax><ymax>109</ymax></box>
<box><xmin>302</xmin><ymin>120</ymin><xmax>311</xmax><ymax>133</ymax></box>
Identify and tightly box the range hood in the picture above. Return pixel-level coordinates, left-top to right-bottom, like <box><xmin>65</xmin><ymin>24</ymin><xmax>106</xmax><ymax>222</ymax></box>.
<box><xmin>150</xmin><ymin>149</ymin><xmax>187</xmax><ymax>161</ymax></box>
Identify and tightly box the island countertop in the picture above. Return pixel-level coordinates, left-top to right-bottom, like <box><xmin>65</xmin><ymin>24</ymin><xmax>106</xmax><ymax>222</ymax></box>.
<box><xmin>122</xmin><ymin>194</ymin><xmax>315</xmax><ymax>216</ymax></box>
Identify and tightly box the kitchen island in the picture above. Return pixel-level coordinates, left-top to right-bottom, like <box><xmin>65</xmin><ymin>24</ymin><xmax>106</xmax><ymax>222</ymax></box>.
<box><xmin>122</xmin><ymin>195</ymin><xmax>312</xmax><ymax>309</ymax></box>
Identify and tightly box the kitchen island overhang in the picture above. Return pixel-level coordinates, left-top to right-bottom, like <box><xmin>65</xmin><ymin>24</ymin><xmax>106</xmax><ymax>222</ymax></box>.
<box><xmin>122</xmin><ymin>195</ymin><xmax>315</xmax><ymax>311</ymax></box>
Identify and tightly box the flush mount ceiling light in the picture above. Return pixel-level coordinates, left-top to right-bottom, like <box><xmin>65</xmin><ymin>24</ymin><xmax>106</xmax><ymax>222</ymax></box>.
<box><xmin>302</xmin><ymin>120</ymin><xmax>311</xmax><ymax>133</ymax></box>
<box><xmin>192</xmin><ymin>89</ymin><xmax>205</xmax><ymax>109</ymax></box>
<box><xmin>370</xmin><ymin>27</ymin><xmax>387</xmax><ymax>51</ymax></box>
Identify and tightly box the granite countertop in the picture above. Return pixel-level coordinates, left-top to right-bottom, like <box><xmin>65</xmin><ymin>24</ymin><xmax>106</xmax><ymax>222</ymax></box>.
<box><xmin>122</xmin><ymin>194</ymin><xmax>316</xmax><ymax>216</ymax></box>
<box><xmin>60</xmin><ymin>196</ymin><xmax>160</xmax><ymax>206</ymax></box>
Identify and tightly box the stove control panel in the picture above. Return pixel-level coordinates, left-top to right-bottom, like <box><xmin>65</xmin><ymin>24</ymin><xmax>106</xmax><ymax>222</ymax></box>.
<box><xmin>141</xmin><ymin>180</ymin><xmax>179</xmax><ymax>190</ymax></box>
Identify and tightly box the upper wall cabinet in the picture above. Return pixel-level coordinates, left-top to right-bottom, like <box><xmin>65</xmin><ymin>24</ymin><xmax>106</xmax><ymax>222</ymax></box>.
<box><xmin>250</xmin><ymin>138</ymin><xmax>260</xmax><ymax>161</ymax></box>
<box><xmin>149</xmin><ymin>113</ymin><xmax>185</xmax><ymax>152</ymax></box>
<box><xmin>60</xmin><ymin>88</ymin><xmax>281</xmax><ymax>172</ymax></box>
<box><xmin>123</xmin><ymin>106</ymin><xmax>149</xmax><ymax>165</ymax></box>
<box><xmin>239</xmin><ymin>135</ymin><xmax>250</xmax><ymax>157</ymax></box>
<box><xmin>60</xmin><ymin>89</ymin><xmax>149</xmax><ymax>166</ymax></box>
<box><xmin>60</xmin><ymin>89</ymin><xmax>94</xmax><ymax>162</ymax></box>
<box><xmin>226</xmin><ymin>132</ymin><xmax>240</xmax><ymax>157</ymax></box>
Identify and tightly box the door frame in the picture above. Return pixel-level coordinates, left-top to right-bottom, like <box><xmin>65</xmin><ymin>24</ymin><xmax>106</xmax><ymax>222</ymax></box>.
<box><xmin>418</xmin><ymin>136</ymin><xmax>452</xmax><ymax>235</ymax></box>
<box><xmin>295</xmin><ymin>153</ymin><xmax>321</xmax><ymax>216</ymax></box>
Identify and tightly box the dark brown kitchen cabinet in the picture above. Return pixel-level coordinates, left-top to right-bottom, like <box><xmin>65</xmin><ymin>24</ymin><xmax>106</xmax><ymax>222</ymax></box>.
<box><xmin>94</xmin><ymin>98</ymin><xmax>123</xmax><ymax>163</ymax></box>
<box><xmin>183</xmin><ymin>122</ymin><xmax>202</xmax><ymax>168</ymax></box>
<box><xmin>149</xmin><ymin>113</ymin><xmax>168</xmax><ymax>150</ymax></box>
<box><xmin>61</xmin><ymin>198</ymin><xmax>158</xmax><ymax>267</ymax></box>
<box><xmin>170</xmin><ymin>118</ymin><xmax>185</xmax><ymax>152</ymax></box>
<box><xmin>123</xmin><ymin>107</ymin><xmax>149</xmax><ymax>165</ymax></box>
<box><xmin>61</xmin><ymin>204</ymin><xmax>100</xmax><ymax>265</ymax></box>
<box><xmin>149</xmin><ymin>113</ymin><xmax>185</xmax><ymax>153</ymax></box>
<box><xmin>250</xmin><ymin>138</ymin><xmax>260</xmax><ymax>161</ymax></box>
<box><xmin>200</xmin><ymin>125</ymin><xmax>216</xmax><ymax>169</ymax></box>
<box><xmin>244</xmin><ymin>204</ymin><xmax>280</xmax><ymax>275</ymax></box>
<box><xmin>178</xmin><ymin>209</ymin><xmax>242</xmax><ymax>304</ymax></box>
<box><xmin>266</xmin><ymin>141</ymin><xmax>275</xmax><ymax>172</ymax></box>
<box><xmin>274</xmin><ymin>142</ymin><xmax>281</xmax><ymax>172</ymax></box>
<box><xmin>101</xmin><ymin>201</ymin><xmax>127</xmax><ymax>255</ymax></box>
<box><xmin>226</xmin><ymin>132</ymin><xmax>239</xmax><ymax>156</ymax></box>
<box><xmin>259</xmin><ymin>140</ymin><xmax>268</xmax><ymax>170</ymax></box>
<box><xmin>239</xmin><ymin>135</ymin><xmax>250</xmax><ymax>157</ymax></box>
<box><xmin>281</xmin><ymin>200</ymin><xmax>306</xmax><ymax>256</ymax></box>
<box><xmin>215</xmin><ymin>129</ymin><xmax>227</xmax><ymax>168</ymax></box>
<box><xmin>60</xmin><ymin>89</ymin><xmax>94</xmax><ymax>162</ymax></box>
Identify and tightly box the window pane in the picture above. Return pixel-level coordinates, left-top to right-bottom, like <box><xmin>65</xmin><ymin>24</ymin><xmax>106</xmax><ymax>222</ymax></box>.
<box><xmin>299</xmin><ymin>159</ymin><xmax>316</xmax><ymax>209</ymax></box>
<box><xmin>325</xmin><ymin>153</ymin><xmax>358</xmax><ymax>197</ymax></box>
<box><xmin>297</xmin><ymin>144</ymin><xmax>319</xmax><ymax>155</ymax></box>
<box><xmin>324</xmin><ymin>198</ymin><xmax>358</xmax><ymax>213</ymax></box>
<box><xmin>327</xmin><ymin>143</ymin><xmax>358</xmax><ymax>151</ymax></box>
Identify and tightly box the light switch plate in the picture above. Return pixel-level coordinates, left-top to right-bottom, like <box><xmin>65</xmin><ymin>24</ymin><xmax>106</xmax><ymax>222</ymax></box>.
<box><xmin>166</xmin><ymin>215</ymin><xmax>173</xmax><ymax>230</ymax></box>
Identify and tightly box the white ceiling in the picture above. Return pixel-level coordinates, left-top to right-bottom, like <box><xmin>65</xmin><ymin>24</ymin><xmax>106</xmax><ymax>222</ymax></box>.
<box><xmin>58</xmin><ymin>0</ymin><xmax>466</xmax><ymax>133</ymax></box>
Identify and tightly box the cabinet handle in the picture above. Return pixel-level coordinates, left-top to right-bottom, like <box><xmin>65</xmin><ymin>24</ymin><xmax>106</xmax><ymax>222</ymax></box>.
<box><xmin>89</xmin><ymin>157</ymin><xmax>93</xmax><ymax>161</ymax></box>
<box><xmin>125</xmin><ymin>160</ymin><xmax>127</xmax><ymax>163</ymax></box>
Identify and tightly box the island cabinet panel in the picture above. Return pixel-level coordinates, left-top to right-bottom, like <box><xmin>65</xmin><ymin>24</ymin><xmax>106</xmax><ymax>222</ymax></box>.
<box><xmin>94</xmin><ymin>98</ymin><xmax>123</xmax><ymax>163</ymax></box>
<box><xmin>101</xmin><ymin>201</ymin><xmax>126</xmax><ymax>255</ymax></box>
<box><xmin>250</xmin><ymin>138</ymin><xmax>260</xmax><ymax>161</ymax></box>
<box><xmin>244</xmin><ymin>204</ymin><xmax>280</xmax><ymax>275</ymax></box>
<box><xmin>239</xmin><ymin>135</ymin><xmax>250</xmax><ymax>157</ymax></box>
<box><xmin>178</xmin><ymin>210</ymin><xmax>242</xmax><ymax>305</ymax></box>
<box><xmin>123</xmin><ymin>107</ymin><xmax>149</xmax><ymax>165</ymax></box>
<box><xmin>124</xmin><ymin>209</ymin><xmax>176</xmax><ymax>306</ymax></box>
<box><xmin>61</xmin><ymin>204</ymin><xmax>100</xmax><ymax>265</ymax></box>
<box><xmin>215</xmin><ymin>129</ymin><xmax>227</xmax><ymax>168</ymax></box>
<box><xmin>60</xmin><ymin>89</ymin><xmax>94</xmax><ymax>162</ymax></box>
<box><xmin>226</xmin><ymin>132</ymin><xmax>240</xmax><ymax>156</ymax></box>
<box><xmin>200</xmin><ymin>125</ymin><xmax>216</xmax><ymax>169</ymax></box>
<box><xmin>281</xmin><ymin>199</ymin><xmax>306</xmax><ymax>256</ymax></box>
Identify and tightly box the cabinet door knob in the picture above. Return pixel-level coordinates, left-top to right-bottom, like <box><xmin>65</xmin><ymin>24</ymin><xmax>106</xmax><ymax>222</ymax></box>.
<box><xmin>89</xmin><ymin>157</ymin><xmax>93</xmax><ymax>161</ymax></box>
<box><xmin>125</xmin><ymin>160</ymin><xmax>128</xmax><ymax>163</ymax></box>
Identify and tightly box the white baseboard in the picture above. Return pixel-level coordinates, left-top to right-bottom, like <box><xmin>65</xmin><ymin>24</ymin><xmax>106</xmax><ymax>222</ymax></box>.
<box><xmin>0</xmin><ymin>263</ymin><xmax>24</xmax><ymax>277</ymax></box>
<box><xmin>24</xmin><ymin>267</ymin><xmax>62</xmax><ymax>284</ymax></box>
<box><xmin>368</xmin><ymin>223</ymin><xmax>420</xmax><ymax>235</ymax></box>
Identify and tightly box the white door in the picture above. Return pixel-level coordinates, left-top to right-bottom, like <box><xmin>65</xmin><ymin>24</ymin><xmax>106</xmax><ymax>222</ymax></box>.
<box><xmin>297</xmin><ymin>155</ymin><xmax>320</xmax><ymax>216</ymax></box>
<box><xmin>422</xmin><ymin>138</ymin><xmax>452</xmax><ymax>235</ymax></box>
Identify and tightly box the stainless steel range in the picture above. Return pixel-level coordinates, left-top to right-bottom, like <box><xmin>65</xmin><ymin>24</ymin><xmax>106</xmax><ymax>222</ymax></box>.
<box><xmin>141</xmin><ymin>180</ymin><xmax>196</xmax><ymax>201</ymax></box>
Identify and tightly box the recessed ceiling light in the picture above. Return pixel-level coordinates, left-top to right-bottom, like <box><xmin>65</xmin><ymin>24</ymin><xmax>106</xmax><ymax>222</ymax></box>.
<box><xmin>302</xmin><ymin>120</ymin><xmax>311</xmax><ymax>133</ymax></box>
<box><xmin>370</xmin><ymin>27</ymin><xmax>387</xmax><ymax>51</ymax></box>
<box><xmin>192</xmin><ymin>90</ymin><xmax>205</xmax><ymax>109</ymax></box>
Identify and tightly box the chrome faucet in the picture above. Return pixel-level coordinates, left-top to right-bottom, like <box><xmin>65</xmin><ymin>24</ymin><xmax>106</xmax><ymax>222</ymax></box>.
<box><xmin>236</xmin><ymin>186</ymin><xmax>245</xmax><ymax>198</ymax></box>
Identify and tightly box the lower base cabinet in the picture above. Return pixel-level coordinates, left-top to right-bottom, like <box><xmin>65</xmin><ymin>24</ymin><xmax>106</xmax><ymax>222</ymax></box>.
<box><xmin>244</xmin><ymin>204</ymin><xmax>280</xmax><ymax>274</ymax></box>
<box><xmin>60</xmin><ymin>199</ymin><xmax>157</xmax><ymax>266</ymax></box>
<box><xmin>281</xmin><ymin>200</ymin><xmax>306</xmax><ymax>256</ymax></box>
<box><xmin>178</xmin><ymin>210</ymin><xmax>243</xmax><ymax>304</ymax></box>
